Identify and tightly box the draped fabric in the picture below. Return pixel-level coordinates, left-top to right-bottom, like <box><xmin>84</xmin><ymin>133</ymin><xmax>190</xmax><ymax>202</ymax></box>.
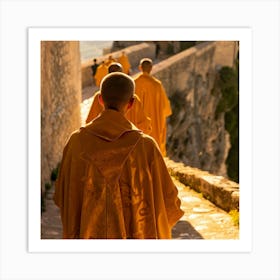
<box><xmin>54</xmin><ymin>110</ymin><xmax>183</xmax><ymax>239</ymax></box>
<box><xmin>125</xmin><ymin>94</ymin><xmax>152</xmax><ymax>134</ymax></box>
<box><xmin>85</xmin><ymin>91</ymin><xmax>152</xmax><ymax>135</ymax></box>
<box><xmin>105</xmin><ymin>57</ymin><xmax>116</xmax><ymax>66</ymax></box>
<box><xmin>118</xmin><ymin>53</ymin><xmax>131</xmax><ymax>74</ymax></box>
<box><xmin>94</xmin><ymin>64</ymin><xmax>108</xmax><ymax>87</ymax></box>
<box><xmin>85</xmin><ymin>91</ymin><xmax>104</xmax><ymax>124</ymax></box>
<box><xmin>134</xmin><ymin>73</ymin><xmax>172</xmax><ymax>156</ymax></box>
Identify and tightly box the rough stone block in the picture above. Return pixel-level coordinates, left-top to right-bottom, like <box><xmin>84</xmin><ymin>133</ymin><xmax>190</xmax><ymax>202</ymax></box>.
<box><xmin>165</xmin><ymin>158</ymin><xmax>239</xmax><ymax>212</ymax></box>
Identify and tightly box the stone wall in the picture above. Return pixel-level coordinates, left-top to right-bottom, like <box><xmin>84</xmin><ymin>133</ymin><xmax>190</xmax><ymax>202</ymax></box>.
<box><xmin>152</xmin><ymin>41</ymin><xmax>238</xmax><ymax>177</ymax></box>
<box><xmin>81</xmin><ymin>42</ymin><xmax>156</xmax><ymax>88</ymax></box>
<box><xmin>214</xmin><ymin>41</ymin><xmax>239</xmax><ymax>69</ymax></box>
<box><xmin>41</xmin><ymin>41</ymin><xmax>81</xmax><ymax>190</ymax></box>
<box><xmin>165</xmin><ymin>158</ymin><xmax>239</xmax><ymax>212</ymax></box>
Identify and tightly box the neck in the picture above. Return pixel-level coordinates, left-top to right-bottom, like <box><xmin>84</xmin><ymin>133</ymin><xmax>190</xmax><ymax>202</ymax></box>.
<box><xmin>105</xmin><ymin>106</ymin><xmax>126</xmax><ymax>115</ymax></box>
<box><xmin>107</xmin><ymin>106</ymin><xmax>119</xmax><ymax>111</ymax></box>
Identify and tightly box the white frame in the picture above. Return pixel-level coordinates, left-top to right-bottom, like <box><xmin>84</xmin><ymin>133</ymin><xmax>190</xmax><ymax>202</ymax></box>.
<box><xmin>28</xmin><ymin>27</ymin><xmax>252</xmax><ymax>253</ymax></box>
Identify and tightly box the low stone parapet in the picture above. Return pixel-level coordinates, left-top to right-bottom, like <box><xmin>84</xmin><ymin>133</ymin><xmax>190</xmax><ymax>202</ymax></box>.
<box><xmin>165</xmin><ymin>158</ymin><xmax>239</xmax><ymax>212</ymax></box>
<box><xmin>81</xmin><ymin>42</ymin><xmax>156</xmax><ymax>88</ymax></box>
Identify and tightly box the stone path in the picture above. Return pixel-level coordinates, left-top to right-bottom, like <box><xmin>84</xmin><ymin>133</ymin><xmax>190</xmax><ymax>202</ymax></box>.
<box><xmin>41</xmin><ymin>188</ymin><xmax>62</xmax><ymax>239</ymax></box>
<box><xmin>171</xmin><ymin>179</ymin><xmax>238</xmax><ymax>239</ymax></box>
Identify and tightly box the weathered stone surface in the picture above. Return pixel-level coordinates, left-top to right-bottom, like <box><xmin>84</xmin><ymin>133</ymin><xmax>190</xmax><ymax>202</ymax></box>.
<box><xmin>165</xmin><ymin>158</ymin><xmax>239</xmax><ymax>212</ymax></box>
<box><xmin>152</xmin><ymin>41</ymin><xmax>238</xmax><ymax>178</ymax></box>
<box><xmin>214</xmin><ymin>41</ymin><xmax>239</xmax><ymax>69</ymax></box>
<box><xmin>41</xmin><ymin>41</ymin><xmax>81</xmax><ymax>191</ymax></box>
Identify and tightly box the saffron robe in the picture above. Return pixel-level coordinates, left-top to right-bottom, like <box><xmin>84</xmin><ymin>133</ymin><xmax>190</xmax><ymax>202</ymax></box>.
<box><xmin>105</xmin><ymin>57</ymin><xmax>116</xmax><ymax>66</ymax></box>
<box><xmin>85</xmin><ymin>91</ymin><xmax>152</xmax><ymax>135</ymax></box>
<box><xmin>94</xmin><ymin>64</ymin><xmax>108</xmax><ymax>87</ymax></box>
<box><xmin>54</xmin><ymin>110</ymin><xmax>183</xmax><ymax>239</ymax></box>
<box><xmin>118</xmin><ymin>53</ymin><xmax>131</xmax><ymax>74</ymax></box>
<box><xmin>134</xmin><ymin>73</ymin><xmax>172</xmax><ymax>156</ymax></box>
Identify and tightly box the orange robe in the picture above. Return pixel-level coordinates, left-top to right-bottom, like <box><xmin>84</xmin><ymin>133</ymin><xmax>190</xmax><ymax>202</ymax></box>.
<box><xmin>85</xmin><ymin>91</ymin><xmax>104</xmax><ymax>123</ymax></box>
<box><xmin>54</xmin><ymin>110</ymin><xmax>183</xmax><ymax>239</ymax></box>
<box><xmin>85</xmin><ymin>91</ymin><xmax>152</xmax><ymax>135</ymax></box>
<box><xmin>105</xmin><ymin>57</ymin><xmax>116</xmax><ymax>66</ymax></box>
<box><xmin>134</xmin><ymin>72</ymin><xmax>172</xmax><ymax>156</ymax></box>
<box><xmin>94</xmin><ymin>64</ymin><xmax>108</xmax><ymax>87</ymax></box>
<box><xmin>118</xmin><ymin>53</ymin><xmax>131</xmax><ymax>74</ymax></box>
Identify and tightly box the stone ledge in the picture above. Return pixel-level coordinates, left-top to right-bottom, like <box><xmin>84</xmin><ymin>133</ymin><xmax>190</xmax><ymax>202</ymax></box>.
<box><xmin>165</xmin><ymin>158</ymin><xmax>239</xmax><ymax>212</ymax></box>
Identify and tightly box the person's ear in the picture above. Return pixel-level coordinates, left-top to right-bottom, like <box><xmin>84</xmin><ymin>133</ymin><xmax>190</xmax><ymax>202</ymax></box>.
<box><xmin>127</xmin><ymin>96</ymin><xmax>135</xmax><ymax>110</ymax></box>
<box><xmin>98</xmin><ymin>94</ymin><xmax>104</xmax><ymax>106</ymax></box>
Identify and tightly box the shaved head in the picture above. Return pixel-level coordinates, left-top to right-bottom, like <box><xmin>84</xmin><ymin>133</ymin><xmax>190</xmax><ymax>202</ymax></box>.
<box><xmin>140</xmin><ymin>58</ymin><xmax>153</xmax><ymax>73</ymax></box>
<box><xmin>108</xmin><ymin>62</ymin><xmax>123</xmax><ymax>73</ymax></box>
<box><xmin>100</xmin><ymin>72</ymin><xmax>135</xmax><ymax>110</ymax></box>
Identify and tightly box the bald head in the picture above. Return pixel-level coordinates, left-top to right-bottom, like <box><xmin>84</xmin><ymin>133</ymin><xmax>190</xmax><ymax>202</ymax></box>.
<box><xmin>100</xmin><ymin>72</ymin><xmax>135</xmax><ymax>110</ymax></box>
<box><xmin>139</xmin><ymin>58</ymin><xmax>153</xmax><ymax>73</ymax></box>
<box><xmin>108</xmin><ymin>62</ymin><xmax>123</xmax><ymax>73</ymax></box>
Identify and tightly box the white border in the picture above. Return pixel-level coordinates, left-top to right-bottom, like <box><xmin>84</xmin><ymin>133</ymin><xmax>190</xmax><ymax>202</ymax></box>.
<box><xmin>28</xmin><ymin>27</ymin><xmax>252</xmax><ymax>253</ymax></box>
<box><xmin>1</xmin><ymin>0</ymin><xmax>279</xmax><ymax>279</ymax></box>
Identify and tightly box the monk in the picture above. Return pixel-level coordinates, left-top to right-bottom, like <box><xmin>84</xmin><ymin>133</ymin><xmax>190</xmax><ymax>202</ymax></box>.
<box><xmin>86</xmin><ymin>63</ymin><xmax>152</xmax><ymax>135</ymax></box>
<box><xmin>54</xmin><ymin>72</ymin><xmax>184</xmax><ymax>239</ymax></box>
<box><xmin>94</xmin><ymin>61</ymin><xmax>108</xmax><ymax>87</ymax></box>
<box><xmin>134</xmin><ymin>58</ymin><xmax>172</xmax><ymax>156</ymax></box>
<box><xmin>118</xmin><ymin>51</ymin><xmax>131</xmax><ymax>74</ymax></box>
<box><xmin>105</xmin><ymin>55</ymin><xmax>116</xmax><ymax>66</ymax></box>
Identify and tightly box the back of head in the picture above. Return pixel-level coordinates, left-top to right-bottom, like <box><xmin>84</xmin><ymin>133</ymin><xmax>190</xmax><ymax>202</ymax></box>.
<box><xmin>101</xmin><ymin>72</ymin><xmax>135</xmax><ymax>110</ymax></box>
<box><xmin>140</xmin><ymin>58</ymin><xmax>153</xmax><ymax>73</ymax></box>
<box><xmin>108</xmin><ymin>62</ymin><xmax>123</xmax><ymax>73</ymax></box>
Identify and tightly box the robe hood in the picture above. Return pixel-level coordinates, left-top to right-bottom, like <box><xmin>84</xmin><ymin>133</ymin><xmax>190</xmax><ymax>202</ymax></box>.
<box><xmin>79</xmin><ymin>109</ymin><xmax>142</xmax><ymax>185</ymax></box>
<box><xmin>85</xmin><ymin>109</ymin><xmax>140</xmax><ymax>141</ymax></box>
